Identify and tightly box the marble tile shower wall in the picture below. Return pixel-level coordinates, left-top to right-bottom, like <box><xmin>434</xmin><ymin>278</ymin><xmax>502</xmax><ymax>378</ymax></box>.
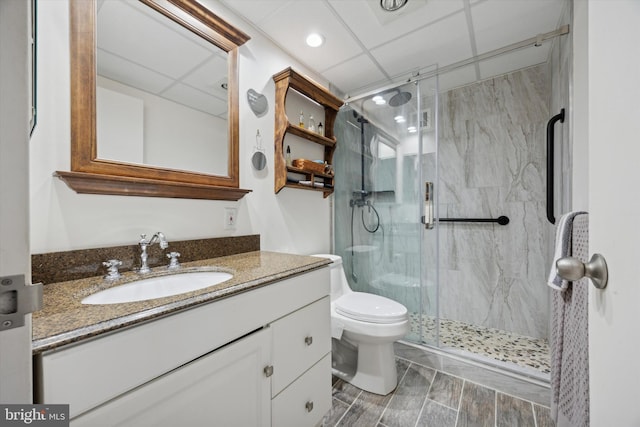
<box><xmin>334</xmin><ymin>64</ymin><xmax>557</xmax><ymax>340</ymax></box>
<box><xmin>437</xmin><ymin>64</ymin><xmax>553</xmax><ymax>339</ymax></box>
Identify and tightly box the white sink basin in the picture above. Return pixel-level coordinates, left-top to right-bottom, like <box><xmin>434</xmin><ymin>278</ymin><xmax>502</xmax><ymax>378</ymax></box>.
<box><xmin>82</xmin><ymin>271</ymin><xmax>233</xmax><ymax>305</ymax></box>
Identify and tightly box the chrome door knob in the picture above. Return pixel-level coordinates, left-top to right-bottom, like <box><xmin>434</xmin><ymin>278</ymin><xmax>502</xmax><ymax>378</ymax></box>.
<box><xmin>556</xmin><ymin>253</ymin><xmax>608</xmax><ymax>289</ymax></box>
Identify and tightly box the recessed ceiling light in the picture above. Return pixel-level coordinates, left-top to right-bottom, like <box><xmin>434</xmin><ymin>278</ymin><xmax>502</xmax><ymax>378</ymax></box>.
<box><xmin>306</xmin><ymin>33</ymin><xmax>325</xmax><ymax>48</ymax></box>
<box><xmin>380</xmin><ymin>0</ymin><xmax>408</xmax><ymax>12</ymax></box>
<box><xmin>407</xmin><ymin>126</ymin><xmax>417</xmax><ymax>133</ymax></box>
<box><xmin>394</xmin><ymin>115</ymin><xmax>406</xmax><ymax>123</ymax></box>
<box><xmin>372</xmin><ymin>95</ymin><xmax>386</xmax><ymax>105</ymax></box>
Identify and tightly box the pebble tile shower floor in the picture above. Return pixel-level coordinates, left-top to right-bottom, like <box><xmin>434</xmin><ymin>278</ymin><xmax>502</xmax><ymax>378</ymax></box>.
<box><xmin>409</xmin><ymin>314</ymin><xmax>551</xmax><ymax>374</ymax></box>
<box><xmin>323</xmin><ymin>344</ymin><xmax>553</xmax><ymax>427</ymax></box>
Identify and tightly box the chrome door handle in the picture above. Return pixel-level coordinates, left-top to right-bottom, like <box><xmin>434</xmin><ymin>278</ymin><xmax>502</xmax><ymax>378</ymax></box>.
<box><xmin>423</xmin><ymin>181</ymin><xmax>434</xmax><ymax>230</ymax></box>
<box><xmin>556</xmin><ymin>253</ymin><xmax>608</xmax><ymax>289</ymax></box>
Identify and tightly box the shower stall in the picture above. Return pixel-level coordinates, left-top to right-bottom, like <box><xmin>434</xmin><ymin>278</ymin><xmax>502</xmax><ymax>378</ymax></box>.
<box><xmin>333</xmin><ymin>23</ymin><xmax>571</xmax><ymax>381</ymax></box>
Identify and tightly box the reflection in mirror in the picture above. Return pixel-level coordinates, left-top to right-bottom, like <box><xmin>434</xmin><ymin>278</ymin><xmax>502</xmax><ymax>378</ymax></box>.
<box><xmin>370</xmin><ymin>136</ymin><xmax>402</xmax><ymax>202</ymax></box>
<box><xmin>96</xmin><ymin>0</ymin><xmax>228</xmax><ymax>175</ymax></box>
<box><xmin>371</xmin><ymin>134</ymin><xmax>397</xmax><ymax>195</ymax></box>
<box><xmin>58</xmin><ymin>0</ymin><xmax>251</xmax><ymax>200</ymax></box>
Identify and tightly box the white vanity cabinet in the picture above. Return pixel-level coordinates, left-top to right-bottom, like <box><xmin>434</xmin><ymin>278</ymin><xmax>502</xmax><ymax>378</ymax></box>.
<box><xmin>37</xmin><ymin>267</ymin><xmax>331</xmax><ymax>427</ymax></box>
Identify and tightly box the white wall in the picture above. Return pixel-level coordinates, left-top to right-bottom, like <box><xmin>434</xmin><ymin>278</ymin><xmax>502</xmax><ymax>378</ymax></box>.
<box><xmin>30</xmin><ymin>0</ymin><xmax>331</xmax><ymax>255</ymax></box>
<box><xmin>0</xmin><ymin>0</ymin><xmax>34</xmax><ymax>402</ymax></box>
<box><xmin>581</xmin><ymin>1</ymin><xmax>640</xmax><ymax>424</ymax></box>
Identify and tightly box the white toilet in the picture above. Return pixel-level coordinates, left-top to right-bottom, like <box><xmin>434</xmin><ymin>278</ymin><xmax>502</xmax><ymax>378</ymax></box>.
<box><xmin>313</xmin><ymin>254</ymin><xmax>409</xmax><ymax>395</ymax></box>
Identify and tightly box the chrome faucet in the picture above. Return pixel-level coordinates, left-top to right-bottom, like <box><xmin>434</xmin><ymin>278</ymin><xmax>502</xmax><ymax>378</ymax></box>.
<box><xmin>138</xmin><ymin>232</ymin><xmax>168</xmax><ymax>274</ymax></box>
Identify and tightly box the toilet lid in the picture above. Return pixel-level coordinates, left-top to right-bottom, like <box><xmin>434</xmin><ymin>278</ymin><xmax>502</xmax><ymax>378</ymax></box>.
<box><xmin>335</xmin><ymin>292</ymin><xmax>407</xmax><ymax>324</ymax></box>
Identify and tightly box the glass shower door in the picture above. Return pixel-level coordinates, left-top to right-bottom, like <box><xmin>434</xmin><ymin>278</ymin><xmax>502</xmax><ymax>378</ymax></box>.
<box><xmin>417</xmin><ymin>76</ymin><xmax>439</xmax><ymax>347</ymax></box>
<box><xmin>333</xmin><ymin>77</ymin><xmax>439</xmax><ymax>346</ymax></box>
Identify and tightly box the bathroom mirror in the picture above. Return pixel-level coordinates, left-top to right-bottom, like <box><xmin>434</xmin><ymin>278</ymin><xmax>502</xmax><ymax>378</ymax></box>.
<box><xmin>57</xmin><ymin>0</ymin><xmax>251</xmax><ymax>200</ymax></box>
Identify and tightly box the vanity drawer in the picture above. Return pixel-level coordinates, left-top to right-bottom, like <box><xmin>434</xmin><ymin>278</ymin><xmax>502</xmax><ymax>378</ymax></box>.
<box><xmin>272</xmin><ymin>354</ymin><xmax>332</xmax><ymax>427</ymax></box>
<box><xmin>271</xmin><ymin>296</ymin><xmax>330</xmax><ymax>396</ymax></box>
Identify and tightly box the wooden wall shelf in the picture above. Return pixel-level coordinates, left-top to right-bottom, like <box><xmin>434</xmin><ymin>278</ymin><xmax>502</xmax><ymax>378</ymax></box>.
<box><xmin>273</xmin><ymin>67</ymin><xmax>343</xmax><ymax>198</ymax></box>
<box><xmin>285</xmin><ymin>124</ymin><xmax>336</xmax><ymax>147</ymax></box>
<box><xmin>286</xmin><ymin>165</ymin><xmax>333</xmax><ymax>179</ymax></box>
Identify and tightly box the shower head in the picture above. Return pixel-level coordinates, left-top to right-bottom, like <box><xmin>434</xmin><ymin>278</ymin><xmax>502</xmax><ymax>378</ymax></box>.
<box><xmin>388</xmin><ymin>89</ymin><xmax>412</xmax><ymax>107</ymax></box>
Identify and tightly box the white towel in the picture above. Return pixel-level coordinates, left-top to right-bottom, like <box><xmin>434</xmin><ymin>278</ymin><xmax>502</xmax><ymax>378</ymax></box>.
<box><xmin>331</xmin><ymin>320</ymin><xmax>344</xmax><ymax>340</ymax></box>
<box><xmin>547</xmin><ymin>211</ymin><xmax>587</xmax><ymax>291</ymax></box>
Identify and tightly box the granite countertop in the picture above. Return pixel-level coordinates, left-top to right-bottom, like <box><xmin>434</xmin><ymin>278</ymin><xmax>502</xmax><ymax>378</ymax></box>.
<box><xmin>32</xmin><ymin>251</ymin><xmax>331</xmax><ymax>354</ymax></box>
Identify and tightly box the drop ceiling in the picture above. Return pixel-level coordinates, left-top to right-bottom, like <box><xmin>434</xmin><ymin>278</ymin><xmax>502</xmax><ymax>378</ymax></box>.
<box><xmin>219</xmin><ymin>0</ymin><xmax>568</xmax><ymax>97</ymax></box>
<box><xmin>97</xmin><ymin>0</ymin><xmax>229</xmax><ymax>118</ymax></box>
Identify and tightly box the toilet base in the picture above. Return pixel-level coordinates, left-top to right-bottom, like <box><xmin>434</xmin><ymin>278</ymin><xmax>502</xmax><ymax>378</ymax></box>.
<box><xmin>332</xmin><ymin>339</ymin><xmax>399</xmax><ymax>396</ymax></box>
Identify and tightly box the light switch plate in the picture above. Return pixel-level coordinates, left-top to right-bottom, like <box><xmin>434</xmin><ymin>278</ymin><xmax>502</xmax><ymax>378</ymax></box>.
<box><xmin>224</xmin><ymin>207</ymin><xmax>237</xmax><ymax>230</ymax></box>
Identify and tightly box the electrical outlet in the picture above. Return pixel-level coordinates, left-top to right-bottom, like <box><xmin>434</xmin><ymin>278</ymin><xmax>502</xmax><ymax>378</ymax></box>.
<box><xmin>224</xmin><ymin>207</ymin><xmax>237</xmax><ymax>230</ymax></box>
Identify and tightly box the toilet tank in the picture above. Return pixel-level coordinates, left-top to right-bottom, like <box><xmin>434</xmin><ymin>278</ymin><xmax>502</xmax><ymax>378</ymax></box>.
<box><xmin>311</xmin><ymin>254</ymin><xmax>349</xmax><ymax>299</ymax></box>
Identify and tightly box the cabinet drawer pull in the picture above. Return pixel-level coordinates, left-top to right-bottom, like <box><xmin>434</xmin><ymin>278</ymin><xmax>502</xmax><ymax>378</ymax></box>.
<box><xmin>304</xmin><ymin>336</ymin><xmax>313</xmax><ymax>346</ymax></box>
<box><xmin>263</xmin><ymin>365</ymin><xmax>274</xmax><ymax>377</ymax></box>
<box><xmin>305</xmin><ymin>401</ymin><xmax>314</xmax><ymax>413</ymax></box>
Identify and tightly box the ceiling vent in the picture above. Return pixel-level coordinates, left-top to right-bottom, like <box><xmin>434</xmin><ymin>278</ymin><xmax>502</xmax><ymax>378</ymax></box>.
<box><xmin>380</xmin><ymin>0</ymin><xmax>408</xmax><ymax>12</ymax></box>
<box><xmin>366</xmin><ymin>0</ymin><xmax>427</xmax><ymax>25</ymax></box>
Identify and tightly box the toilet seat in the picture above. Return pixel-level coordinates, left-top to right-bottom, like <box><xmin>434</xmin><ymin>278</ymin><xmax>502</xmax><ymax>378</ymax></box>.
<box><xmin>334</xmin><ymin>292</ymin><xmax>408</xmax><ymax>324</ymax></box>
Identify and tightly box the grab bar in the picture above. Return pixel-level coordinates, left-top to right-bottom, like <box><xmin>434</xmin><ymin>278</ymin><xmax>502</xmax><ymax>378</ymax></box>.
<box><xmin>438</xmin><ymin>216</ymin><xmax>510</xmax><ymax>226</ymax></box>
<box><xmin>546</xmin><ymin>108</ymin><xmax>565</xmax><ymax>224</ymax></box>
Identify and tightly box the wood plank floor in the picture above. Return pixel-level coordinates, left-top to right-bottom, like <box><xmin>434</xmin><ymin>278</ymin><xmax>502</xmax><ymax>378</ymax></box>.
<box><xmin>323</xmin><ymin>345</ymin><xmax>554</xmax><ymax>427</ymax></box>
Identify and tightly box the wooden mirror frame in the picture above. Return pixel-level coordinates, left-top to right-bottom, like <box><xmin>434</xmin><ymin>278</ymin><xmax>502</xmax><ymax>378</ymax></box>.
<box><xmin>56</xmin><ymin>0</ymin><xmax>251</xmax><ymax>200</ymax></box>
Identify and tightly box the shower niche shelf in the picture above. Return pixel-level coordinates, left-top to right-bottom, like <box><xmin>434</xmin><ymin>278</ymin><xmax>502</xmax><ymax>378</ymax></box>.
<box><xmin>272</xmin><ymin>67</ymin><xmax>343</xmax><ymax>198</ymax></box>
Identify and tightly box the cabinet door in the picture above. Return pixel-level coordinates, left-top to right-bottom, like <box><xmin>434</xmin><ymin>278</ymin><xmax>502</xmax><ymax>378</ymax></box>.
<box><xmin>71</xmin><ymin>328</ymin><xmax>271</xmax><ymax>427</ymax></box>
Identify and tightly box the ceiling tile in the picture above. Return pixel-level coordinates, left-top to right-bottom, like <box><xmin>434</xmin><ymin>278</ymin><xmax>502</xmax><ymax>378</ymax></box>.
<box><xmin>97</xmin><ymin>49</ymin><xmax>174</xmax><ymax>94</ymax></box>
<box><xmin>437</xmin><ymin>64</ymin><xmax>478</xmax><ymax>92</ymax></box>
<box><xmin>98</xmin><ymin>0</ymin><xmax>211</xmax><ymax>79</ymax></box>
<box><xmin>478</xmin><ymin>44</ymin><xmax>550</xmax><ymax>80</ymax></box>
<box><xmin>217</xmin><ymin>0</ymin><xmax>291</xmax><ymax>26</ymax></box>
<box><xmin>256</xmin><ymin>1</ymin><xmax>364</xmax><ymax>71</ymax></box>
<box><xmin>181</xmin><ymin>55</ymin><xmax>229</xmax><ymax>100</ymax></box>
<box><xmin>328</xmin><ymin>0</ymin><xmax>464</xmax><ymax>49</ymax></box>
<box><xmin>321</xmin><ymin>54</ymin><xmax>387</xmax><ymax>96</ymax></box>
<box><xmin>471</xmin><ymin>0</ymin><xmax>566</xmax><ymax>53</ymax></box>
<box><xmin>370</xmin><ymin>11</ymin><xmax>472</xmax><ymax>78</ymax></box>
<box><xmin>162</xmin><ymin>83</ymin><xmax>228</xmax><ymax>117</ymax></box>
